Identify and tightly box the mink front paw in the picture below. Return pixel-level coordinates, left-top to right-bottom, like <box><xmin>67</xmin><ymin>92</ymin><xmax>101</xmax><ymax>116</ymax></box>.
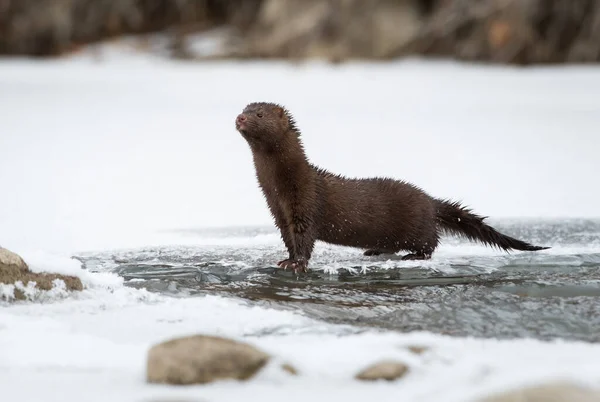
<box><xmin>277</xmin><ymin>258</ymin><xmax>308</xmax><ymax>273</ymax></box>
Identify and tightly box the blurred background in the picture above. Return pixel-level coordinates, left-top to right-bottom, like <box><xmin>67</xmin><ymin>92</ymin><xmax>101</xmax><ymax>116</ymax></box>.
<box><xmin>1</xmin><ymin>0</ymin><xmax>600</xmax><ymax>253</ymax></box>
<box><xmin>2</xmin><ymin>0</ymin><xmax>599</xmax><ymax>64</ymax></box>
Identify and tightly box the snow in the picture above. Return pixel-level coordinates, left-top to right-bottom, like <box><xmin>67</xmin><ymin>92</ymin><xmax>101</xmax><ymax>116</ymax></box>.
<box><xmin>2</xmin><ymin>51</ymin><xmax>600</xmax><ymax>255</ymax></box>
<box><xmin>1</xmin><ymin>43</ymin><xmax>600</xmax><ymax>401</ymax></box>
<box><xmin>2</xmin><ymin>297</ymin><xmax>600</xmax><ymax>402</ymax></box>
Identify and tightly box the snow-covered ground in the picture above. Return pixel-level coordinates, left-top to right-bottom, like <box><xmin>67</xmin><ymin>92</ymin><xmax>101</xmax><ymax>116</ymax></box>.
<box><xmin>2</xmin><ymin>43</ymin><xmax>600</xmax><ymax>402</ymax></box>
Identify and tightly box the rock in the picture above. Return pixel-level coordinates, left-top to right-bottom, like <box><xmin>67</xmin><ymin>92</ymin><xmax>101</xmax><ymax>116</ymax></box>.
<box><xmin>0</xmin><ymin>247</ymin><xmax>28</xmax><ymax>268</ymax></box>
<box><xmin>281</xmin><ymin>363</ymin><xmax>299</xmax><ymax>376</ymax></box>
<box><xmin>406</xmin><ymin>345</ymin><xmax>429</xmax><ymax>355</ymax></box>
<box><xmin>146</xmin><ymin>334</ymin><xmax>271</xmax><ymax>385</ymax></box>
<box><xmin>355</xmin><ymin>360</ymin><xmax>409</xmax><ymax>382</ymax></box>
<box><xmin>479</xmin><ymin>382</ymin><xmax>600</xmax><ymax>402</ymax></box>
<box><xmin>0</xmin><ymin>247</ymin><xmax>83</xmax><ymax>301</ymax></box>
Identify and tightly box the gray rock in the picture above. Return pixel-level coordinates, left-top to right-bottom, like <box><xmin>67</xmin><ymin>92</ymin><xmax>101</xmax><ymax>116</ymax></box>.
<box><xmin>355</xmin><ymin>360</ymin><xmax>409</xmax><ymax>382</ymax></box>
<box><xmin>479</xmin><ymin>382</ymin><xmax>600</xmax><ymax>402</ymax></box>
<box><xmin>146</xmin><ymin>334</ymin><xmax>271</xmax><ymax>385</ymax></box>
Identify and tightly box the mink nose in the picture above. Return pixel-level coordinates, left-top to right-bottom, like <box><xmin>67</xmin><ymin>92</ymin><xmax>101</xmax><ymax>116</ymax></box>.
<box><xmin>236</xmin><ymin>114</ymin><xmax>247</xmax><ymax>124</ymax></box>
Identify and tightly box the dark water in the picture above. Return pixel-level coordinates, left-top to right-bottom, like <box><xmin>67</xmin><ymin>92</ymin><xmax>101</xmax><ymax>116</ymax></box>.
<box><xmin>75</xmin><ymin>219</ymin><xmax>600</xmax><ymax>342</ymax></box>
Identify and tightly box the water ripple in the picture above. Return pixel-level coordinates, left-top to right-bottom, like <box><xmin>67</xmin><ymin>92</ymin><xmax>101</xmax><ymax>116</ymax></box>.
<box><xmin>74</xmin><ymin>219</ymin><xmax>600</xmax><ymax>342</ymax></box>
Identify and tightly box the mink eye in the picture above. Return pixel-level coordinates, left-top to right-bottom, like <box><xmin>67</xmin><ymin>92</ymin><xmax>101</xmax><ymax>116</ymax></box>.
<box><xmin>257</xmin><ymin>112</ymin><xmax>263</xmax><ymax>118</ymax></box>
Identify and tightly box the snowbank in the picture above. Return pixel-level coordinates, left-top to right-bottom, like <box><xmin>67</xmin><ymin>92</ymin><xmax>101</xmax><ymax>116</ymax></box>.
<box><xmin>2</xmin><ymin>294</ymin><xmax>600</xmax><ymax>402</ymax></box>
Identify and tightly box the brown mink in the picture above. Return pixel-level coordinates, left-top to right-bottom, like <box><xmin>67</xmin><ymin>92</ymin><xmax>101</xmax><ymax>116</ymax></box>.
<box><xmin>234</xmin><ymin>102</ymin><xmax>549</xmax><ymax>273</ymax></box>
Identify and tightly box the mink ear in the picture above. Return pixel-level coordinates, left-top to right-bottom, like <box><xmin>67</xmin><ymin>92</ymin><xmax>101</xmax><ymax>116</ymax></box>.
<box><xmin>274</xmin><ymin>106</ymin><xmax>284</xmax><ymax>118</ymax></box>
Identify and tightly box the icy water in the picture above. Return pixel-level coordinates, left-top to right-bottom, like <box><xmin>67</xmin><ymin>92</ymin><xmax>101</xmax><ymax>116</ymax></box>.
<box><xmin>75</xmin><ymin>219</ymin><xmax>600</xmax><ymax>343</ymax></box>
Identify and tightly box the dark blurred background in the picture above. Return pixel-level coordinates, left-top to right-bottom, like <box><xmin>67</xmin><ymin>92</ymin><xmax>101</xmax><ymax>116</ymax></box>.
<box><xmin>1</xmin><ymin>0</ymin><xmax>599</xmax><ymax>65</ymax></box>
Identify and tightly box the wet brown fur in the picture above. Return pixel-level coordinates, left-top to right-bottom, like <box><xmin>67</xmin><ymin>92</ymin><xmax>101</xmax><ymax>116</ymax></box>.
<box><xmin>235</xmin><ymin>102</ymin><xmax>549</xmax><ymax>272</ymax></box>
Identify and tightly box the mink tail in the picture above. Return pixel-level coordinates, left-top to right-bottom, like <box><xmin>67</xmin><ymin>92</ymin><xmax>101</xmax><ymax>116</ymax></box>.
<box><xmin>433</xmin><ymin>198</ymin><xmax>550</xmax><ymax>252</ymax></box>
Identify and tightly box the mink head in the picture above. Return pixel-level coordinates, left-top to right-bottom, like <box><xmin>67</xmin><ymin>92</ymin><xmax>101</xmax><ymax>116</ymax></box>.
<box><xmin>235</xmin><ymin>102</ymin><xmax>299</xmax><ymax>150</ymax></box>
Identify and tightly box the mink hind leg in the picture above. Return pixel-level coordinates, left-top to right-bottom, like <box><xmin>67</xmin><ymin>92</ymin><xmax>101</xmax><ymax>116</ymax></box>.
<box><xmin>363</xmin><ymin>247</ymin><xmax>430</xmax><ymax>260</ymax></box>
<box><xmin>401</xmin><ymin>244</ymin><xmax>436</xmax><ymax>260</ymax></box>
<box><xmin>363</xmin><ymin>249</ymin><xmax>399</xmax><ymax>256</ymax></box>
<box><xmin>401</xmin><ymin>252</ymin><xmax>432</xmax><ymax>260</ymax></box>
<box><xmin>400</xmin><ymin>233</ymin><xmax>439</xmax><ymax>261</ymax></box>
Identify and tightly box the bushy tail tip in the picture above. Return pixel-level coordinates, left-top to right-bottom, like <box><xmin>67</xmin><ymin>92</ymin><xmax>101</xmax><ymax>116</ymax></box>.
<box><xmin>434</xmin><ymin>198</ymin><xmax>550</xmax><ymax>252</ymax></box>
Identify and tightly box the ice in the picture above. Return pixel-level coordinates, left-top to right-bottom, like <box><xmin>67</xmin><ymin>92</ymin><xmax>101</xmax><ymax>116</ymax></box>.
<box><xmin>1</xmin><ymin>44</ymin><xmax>600</xmax><ymax>401</ymax></box>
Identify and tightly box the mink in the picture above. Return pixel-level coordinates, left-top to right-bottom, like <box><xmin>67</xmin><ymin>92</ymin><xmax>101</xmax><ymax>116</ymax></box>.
<box><xmin>234</xmin><ymin>102</ymin><xmax>549</xmax><ymax>273</ymax></box>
